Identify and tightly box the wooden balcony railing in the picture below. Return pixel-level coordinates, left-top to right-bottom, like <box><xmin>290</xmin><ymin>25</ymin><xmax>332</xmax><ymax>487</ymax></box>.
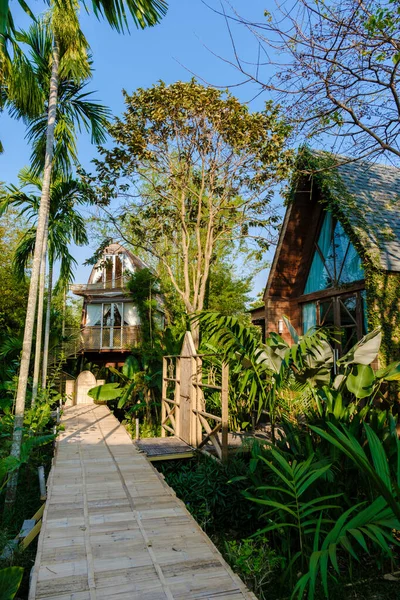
<box><xmin>70</xmin><ymin>276</ymin><xmax>128</xmax><ymax>295</ymax></box>
<box><xmin>63</xmin><ymin>325</ymin><xmax>141</xmax><ymax>356</ymax></box>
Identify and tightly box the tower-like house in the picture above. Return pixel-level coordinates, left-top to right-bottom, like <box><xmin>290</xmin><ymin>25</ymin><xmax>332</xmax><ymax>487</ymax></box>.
<box><xmin>70</xmin><ymin>243</ymin><xmax>148</xmax><ymax>367</ymax></box>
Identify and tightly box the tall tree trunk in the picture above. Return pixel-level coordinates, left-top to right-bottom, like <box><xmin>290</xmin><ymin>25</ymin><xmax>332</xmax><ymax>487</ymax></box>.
<box><xmin>41</xmin><ymin>257</ymin><xmax>53</xmax><ymax>389</ymax></box>
<box><xmin>31</xmin><ymin>220</ymin><xmax>49</xmax><ymax>406</ymax></box>
<box><xmin>61</xmin><ymin>287</ymin><xmax>66</xmax><ymax>338</ymax></box>
<box><xmin>191</xmin><ymin>317</ymin><xmax>200</xmax><ymax>350</ymax></box>
<box><xmin>4</xmin><ymin>40</ymin><xmax>59</xmax><ymax>509</ymax></box>
<box><xmin>61</xmin><ymin>286</ymin><xmax>66</xmax><ymax>359</ymax></box>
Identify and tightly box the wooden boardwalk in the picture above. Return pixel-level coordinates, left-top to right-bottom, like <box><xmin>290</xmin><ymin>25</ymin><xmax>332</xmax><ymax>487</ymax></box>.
<box><xmin>29</xmin><ymin>405</ymin><xmax>256</xmax><ymax>600</ymax></box>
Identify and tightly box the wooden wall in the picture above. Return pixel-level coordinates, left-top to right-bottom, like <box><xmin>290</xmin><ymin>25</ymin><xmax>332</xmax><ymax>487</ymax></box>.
<box><xmin>264</xmin><ymin>176</ymin><xmax>323</xmax><ymax>342</ymax></box>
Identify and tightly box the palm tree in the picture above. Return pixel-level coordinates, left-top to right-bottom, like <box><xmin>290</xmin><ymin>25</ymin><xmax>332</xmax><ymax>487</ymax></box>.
<box><xmin>1</xmin><ymin>168</ymin><xmax>91</xmax><ymax>395</ymax></box>
<box><xmin>2</xmin><ymin>17</ymin><xmax>108</xmax><ymax>406</ymax></box>
<box><xmin>3</xmin><ymin>0</ymin><xmax>167</xmax><ymax>509</ymax></box>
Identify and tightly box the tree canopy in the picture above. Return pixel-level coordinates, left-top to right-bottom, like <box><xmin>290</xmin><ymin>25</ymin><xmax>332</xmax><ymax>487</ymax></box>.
<box><xmin>88</xmin><ymin>80</ymin><xmax>291</xmax><ymax>342</ymax></box>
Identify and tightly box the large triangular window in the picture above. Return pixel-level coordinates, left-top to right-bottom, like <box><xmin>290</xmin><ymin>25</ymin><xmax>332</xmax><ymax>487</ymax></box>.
<box><xmin>304</xmin><ymin>212</ymin><xmax>364</xmax><ymax>294</ymax></box>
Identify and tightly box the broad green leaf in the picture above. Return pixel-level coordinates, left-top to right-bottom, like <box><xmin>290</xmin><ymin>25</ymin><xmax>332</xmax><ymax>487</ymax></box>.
<box><xmin>122</xmin><ymin>355</ymin><xmax>141</xmax><ymax>378</ymax></box>
<box><xmin>297</xmin><ymin>464</ymin><xmax>331</xmax><ymax>496</ymax></box>
<box><xmin>117</xmin><ymin>381</ymin><xmax>136</xmax><ymax>409</ymax></box>
<box><xmin>348</xmin><ymin>528</ymin><xmax>368</xmax><ymax>552</ymax></box>
<box><xmin>88</xmin><ymin>382</ymin><xmax>122</xmax><ymax>401</ymax></box>
<box><xmin>326</xmin><ymin>544</ymin><xmax>339</xmax><ymax>577</ymax></box>
<box><xmin>0</xmin><ymin>567</ymin><xmax>24</xmax><ymax>600</ymax></box>
<box><xmin>0</xmin><ymin>456</ymin><xmax>20</xmax><ymax>480</ymax></box>
<box><xmin>338</xmin><ymin>328</ymin><xmax>381</xmax><ymax>366</ymax></box>
<box><xmin>375</xmin><ymin>361</ymin><xmax>400</xmax><ymax>381</ymax></box>
<box><xmin>346</xmin><ymin>364</ymin><xmax>375</xmax><ymax>398</ymax></box>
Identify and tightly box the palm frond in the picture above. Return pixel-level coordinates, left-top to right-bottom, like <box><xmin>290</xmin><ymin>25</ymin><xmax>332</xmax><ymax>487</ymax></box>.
<box><xmin>88</xmin><ymin>0</ymin><xmax>167</xmax><ymax>32</ymax></box>
<box><xmin>12</xmin><ymin>227</ymin><xmax>36</xmax><ymax>280</ymax></box>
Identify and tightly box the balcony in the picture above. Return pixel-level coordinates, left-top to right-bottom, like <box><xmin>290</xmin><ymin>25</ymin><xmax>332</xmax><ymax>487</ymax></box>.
<box><xmin>70</xmin><ymin>276</ymin><xmax>128</xmax><ymax>296</ymax></box>
<box><xmin>63</xmin><ymin>325</ymin><xmax>141</xmax><ymax>356</ymax></box>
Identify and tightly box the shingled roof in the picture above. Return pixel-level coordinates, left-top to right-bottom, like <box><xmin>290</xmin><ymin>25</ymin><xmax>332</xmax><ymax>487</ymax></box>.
<box><xmin>335</xmin><ymin>159</ymin><xmax>400</xmax><ymax>272</ymax></box>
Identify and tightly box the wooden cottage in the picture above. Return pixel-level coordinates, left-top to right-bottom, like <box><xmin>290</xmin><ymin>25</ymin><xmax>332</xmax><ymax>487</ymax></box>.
<box><xmin>70</xmin><ymin>242</ymin><xmax>161</xmax><ymax>366</ymax></box>
<box><xmin>253</xmin><ymin>150</ymin><xmax>400</xmax><ymax>362</ymax></box>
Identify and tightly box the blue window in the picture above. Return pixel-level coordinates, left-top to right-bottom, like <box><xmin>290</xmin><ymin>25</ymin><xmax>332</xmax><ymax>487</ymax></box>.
<box><xmin>304</xmin><ymin>212</ymin><xmax>364</xmax><ymax>294</ymax></box>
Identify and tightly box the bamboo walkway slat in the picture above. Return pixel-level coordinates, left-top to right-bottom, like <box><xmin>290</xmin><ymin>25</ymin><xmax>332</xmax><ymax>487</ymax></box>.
<box><xmin>29</xmin><ymin>405</ymin><xmax>257</xmax><ymax>600</ymax></box>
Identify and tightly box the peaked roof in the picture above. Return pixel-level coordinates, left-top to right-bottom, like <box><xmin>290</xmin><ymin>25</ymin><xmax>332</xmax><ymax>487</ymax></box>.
<box><xmin>336</xmin><ymin>159</ymin><xmax>400</xmax><ymax>271</ymax></box>
<box><xmin>263</xmin><ymin>150</ymin><xmax>400</xmax><ymax>301</ymax></box>
<box><xmin>88</xmin><ymin>242</ymin><xmax>147</xmax><ymax>284</ymax></box>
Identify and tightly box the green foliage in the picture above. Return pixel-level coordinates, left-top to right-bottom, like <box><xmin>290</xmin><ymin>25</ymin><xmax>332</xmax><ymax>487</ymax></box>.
<box><xmin>4</xmin><ymin>18</ymin><xmax>110</xmax><ymax>175</ymax></box>
<box><xmin>198</xmin><ymin>312</ymin><xmax>399</xmax><ymax>433</ymax></box>
<box><xmin>345</xmin><ymin>364</ymin><xmax>375</xmax><ymax>398</ymax></box>
<box><xmin>0</xmin><ymin>168</ymin><xmax>93</xmax><ymax>288</ymax></box>
<box><xmin>0</xmin><ymin>566</ymin><xmax>23</xmax><ymax>599</ymax></box>
<box><xmin>159</xmin><ymin>454</ymin><xmax>255</xmax><ymax>535</ymax></box>
<box><xmin>290</xmin><ymin>421</ymin><xmax>400</xmax><ymax>599</ymax></box>
<box><xmin>246</xmin><ymin>449</ymin><xmax>339</xmax><ymax>581</ymax></box>
<box><xmin>0</xmin><ymin>209</ymin><xmax>29</xmax><ymax>334</ymax></box>
<box><xmin>223</xmin><ymin>537</ymin><xmax>282</xmax><ymax>599</ymax></box>
<box><xmin>88</xmin><ymin>80</ymin><xmax>292</xmax><ymax>325</ymax></box>
<box><xmin>88</xmin><ymin>381</ymin><xmax>122</xmax><ymax>402</ymax></box>
<box><xmin>206</xmin><ymin>260</ymin><xmax>252</xmax><ymax>317</ymax></box>
<box><xmin>126</xmin><ymin>268</ymin><xmax>162</xmax><ymax>346</ymax></box>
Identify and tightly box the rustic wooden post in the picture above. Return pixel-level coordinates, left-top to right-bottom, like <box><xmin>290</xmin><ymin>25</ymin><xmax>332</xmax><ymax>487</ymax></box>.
<box><xmin>161</xmin><ymin>357</ymin><xmax>167</xmax><ymax>437</ymax></box>
<box><xmin>221</xmin><ymin>362</ymin><xmax>229</xmax><ymax>462</ymax></box>
<box><xmin>192</xmin><ymin>355</ymin><xmax>203</xmax><ymax>447</ymax></box>
<box><xmin>179</xmin><ymin>332</ymin><xmax>196</xmax><ymax>444</ymax></box>
<box><xmin>175</xmin><ymin>357</ymin><xmax>181</xmax><ymax>438</ymax></box>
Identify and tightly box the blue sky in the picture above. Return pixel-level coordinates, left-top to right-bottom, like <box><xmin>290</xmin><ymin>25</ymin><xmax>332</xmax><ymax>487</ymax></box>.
<box><xmin>0</xmin><ymin>0</ymin><xmax>279</xmax><ymax>299</ymax></box>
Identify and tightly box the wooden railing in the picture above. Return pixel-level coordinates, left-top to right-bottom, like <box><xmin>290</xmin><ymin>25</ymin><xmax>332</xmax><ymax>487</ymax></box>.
<box><xmin>63</xmin><ymin>325</ymin><xmax>140</xmax><ymax>356</ymax></box>
<box><xmin>70</xmin><ymin>276</ymin><xmax>128</xmax><ymax>294</ymax></box>
<box><xmin>161</xmin><ymin>332</ymin><xmax>229</xmax><ymax>461</ymax></box>
<box><xmin>193</xmin><ymin>358</ymin><xmax>229</xmax><ymax>462</ymax></box>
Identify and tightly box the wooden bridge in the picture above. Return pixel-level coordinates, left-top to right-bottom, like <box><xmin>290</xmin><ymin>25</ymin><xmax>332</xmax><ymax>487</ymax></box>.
<box><xmin>29</xmin><ymin>404</ymin><xmax>256</xmax><ymax>599</ymax></box>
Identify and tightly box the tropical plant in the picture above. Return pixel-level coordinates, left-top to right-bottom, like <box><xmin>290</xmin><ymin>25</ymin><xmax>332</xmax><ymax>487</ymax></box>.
<box><xmin>0</xmin><ymin>0</ymin><xmax>167</xmax><ymax>41</ymax></box>
<box><xmin>0</xmin><ymin>566</ymin><xmax>23</xmax><ymax>600</ymax></box>
<box><xmin>197</xmin><ymin>312</ymin><xmax>400</xmax><ymax>436</ymax></box>
<box><xmin>0</xmin><ymin>432</ymin><xmax>54</xmax><ymax>492</ymax></box>
<box><xmin>245</xmin><ymin>448</ymin><xmax>340</xmax><ymax>584</ymax></box>
<box><xmin>291</xmin><ymin>421</ymin><xmax>400</xmax><ymax>599</ymax></box>
<box><xmin>3</xmin><ymin>3</ymin><xmax>90</xmax><ymax>507</ymax></box>
<box><xmin>196</xmin><ymin>312</ymin><xmax>334</xmax><ymax>437</ymax></box>
<box><xmin>223</xmin><ymin>537</ymin><xmax>282</xmax><ymax>600</ymax></box>
<box><xmin>5</xmin><ymin>0</ymin><xmax>166</xmax><ymax>507</ymax></box>
<box><xmin>1</xmin><ymin>167</ymin><xmax>92</xmax><ymax>397</ymax></box>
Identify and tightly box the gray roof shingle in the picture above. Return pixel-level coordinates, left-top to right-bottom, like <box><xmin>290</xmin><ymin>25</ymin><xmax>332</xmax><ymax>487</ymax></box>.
<box><xmin>333</xmin><ymin>160</ymin><xmax>400</xmax><ymax>272</ymax></box>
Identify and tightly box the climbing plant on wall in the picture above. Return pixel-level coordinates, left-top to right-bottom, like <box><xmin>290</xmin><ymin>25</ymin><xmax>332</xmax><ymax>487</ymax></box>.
<box><xmin>290</xmin><ymin>147</ymin><xmax>400</xmax><ymax>364</ymax></box>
